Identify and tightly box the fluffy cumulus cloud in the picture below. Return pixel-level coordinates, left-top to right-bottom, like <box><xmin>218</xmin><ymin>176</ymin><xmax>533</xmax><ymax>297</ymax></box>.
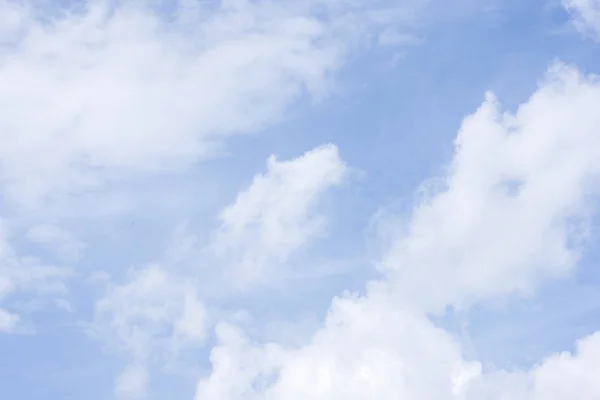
<box><xmin>194</xmin><ymin>63</ymin><xmax>600</xmax><ymax>399</ymax></box>
<box><xmin>92</xmin><ymin>144</ymin><xmax>346</xmax><ymax>395</ymax></box>
<box><xmin>212</xmin><ymin>144</ymin><xmax>347</xmax><ymax>287</ymax></box>
<box><xmin>468</xmin><ymin>332</ymin><xmax>600</xmax><ymax>399</ymax></box>
<box><xmin>383</xmin><ymin>63</ymin><xmax>600</xmax><ymax>313</ymax></box>
<box><xmin>197</xmin><ymin>290</ymin><xmax>481</xmax><ymax>400</ymax></box>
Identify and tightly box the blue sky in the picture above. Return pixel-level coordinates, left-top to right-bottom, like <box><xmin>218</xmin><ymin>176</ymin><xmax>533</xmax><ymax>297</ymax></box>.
<box><xmin>2</xmin><ymin>0</ymin><xmax>600</xmax><ymax>399</ymax></box>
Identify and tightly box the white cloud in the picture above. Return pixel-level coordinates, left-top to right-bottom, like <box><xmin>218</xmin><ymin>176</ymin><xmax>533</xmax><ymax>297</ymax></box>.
<box><xmin>92</xmin><ymin>265</ymin><xmax>207</xmax><ymax>397</ymax></box>
<box><xmin>0</xmin><ymin>0</ymin><xmax>419</xmax><ymax>210</ymax></box>
<box><xmin>91</xmin><ymin>144</ymin><xmax>345</xmax><ymax>394</ymax></box>
<box><xmin>382</xmin><ymin>62</ymin><xmax>600</xmax><ymax>313</ymax></box>
<box><xmin>563</xmin><ymin>0</ymin><xmax>600</xmax><ymax>39</ymax></box>
<box><xmin>194</xmin><ymin>63</ymin><xmax>600</xmax><ymax>399</ymax></box>
<box><xmin>0</xmin><ymin>0</ymin><xmax>430</xmax><ymax>392</ymax></box>
<box><xmin>197</xmin><ymin>295</ymin><xmax>600</xmax><ymax>400</ymax></box>
<box><xmin>211</xmin><ymin>144</ymin><xmax>347</xmax><ymax>288</ymax></box>
<box><xmin>526</xmin><ymin>332</ymin><xmax>600</xmax><ymax>399</ymax></box>
<box><xmin>468</xmin><ymin>331</ymin><xmax>600</xmax><ymax>399</ymax></box>
<box><xmin>197</xmin><ymin>289</ymin><xmax>481</xmax><ymax>400</ymax></box>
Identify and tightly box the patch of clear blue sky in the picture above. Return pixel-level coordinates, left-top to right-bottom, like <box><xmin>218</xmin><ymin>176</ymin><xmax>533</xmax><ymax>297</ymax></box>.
<box><xmin>3</xmin><ymin>0</ymin><xmax>600</xmax><ymax>398</ymax></box>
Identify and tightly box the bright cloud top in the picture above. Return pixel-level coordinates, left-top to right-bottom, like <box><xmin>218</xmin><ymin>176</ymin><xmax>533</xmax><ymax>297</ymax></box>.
<box><xmin>384</xmin><ymin>64</ymin><xmax>600</xmax><ymax>313</ymax></box>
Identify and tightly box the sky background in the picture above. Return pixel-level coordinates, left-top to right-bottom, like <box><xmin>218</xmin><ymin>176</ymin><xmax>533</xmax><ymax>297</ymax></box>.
<box><xmin>2</xmin><ymin>0</ymin><xmax>600</xmax><ymax>399</ymax></box>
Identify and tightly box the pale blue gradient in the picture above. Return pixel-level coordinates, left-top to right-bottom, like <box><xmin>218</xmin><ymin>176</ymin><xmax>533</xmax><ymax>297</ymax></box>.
<box><xmin>2</xmin><ymin>0</ymin><xmax>600</xmax><ymax>399</ymax></box>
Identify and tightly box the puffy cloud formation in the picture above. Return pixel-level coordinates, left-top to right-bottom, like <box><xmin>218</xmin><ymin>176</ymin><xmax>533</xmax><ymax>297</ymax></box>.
<box><xmin>212</xmin><ymin>144</ymin><xmax>347</xmax><ymax>287</ymax></box>
<box><xmin>194</xmin><ymin>63</ymin><xmax>600</xmax><ymax>399</ymax></box>
<box><xmin>92</xmin><ymin>144</ymin><xmax>347</xmax><ymax>395</ymax></box>
<box><xmin>468</xmin><ymin>332</ymin><xmax>600</xmax><ymax>399</ymax></box>
<box><xmin>197</xmin><ymin>291</ymin><xmax>480</xmax><ymax>400</ymax></box>
<box><xmin>383</xmin><ymin>63</ymin><xmax>600</xmax><ymax>313</ymax></box>
<box><xmin>0</xmin><ymin>0</ymin><xmax>427</xmax><ymax>394</ymax></box>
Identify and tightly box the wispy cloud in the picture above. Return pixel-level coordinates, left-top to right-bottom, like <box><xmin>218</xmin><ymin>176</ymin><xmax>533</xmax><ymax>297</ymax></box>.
<box><xmin>563</xmin><ymin>0</ymin><xmax>600</xmax><ymax>40</ymax></box>
<box><xmin>0</xmin><ymin>0</ymin><xmax>421</xmax><ymax>210</ymax></box>
<box><xmin>211</xmin><ymin>144</ymin><xmax>347</xmax><ymax>288</ymax></box>
<box><xmin>92</xmin><ymin>264</ymin><xmax>207</xmax><ymax>398</ymax></box>
<box><xmin>0</xmin><ymin>220</ymin><xmax>71</xmax><ymax>332</ymax></box>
